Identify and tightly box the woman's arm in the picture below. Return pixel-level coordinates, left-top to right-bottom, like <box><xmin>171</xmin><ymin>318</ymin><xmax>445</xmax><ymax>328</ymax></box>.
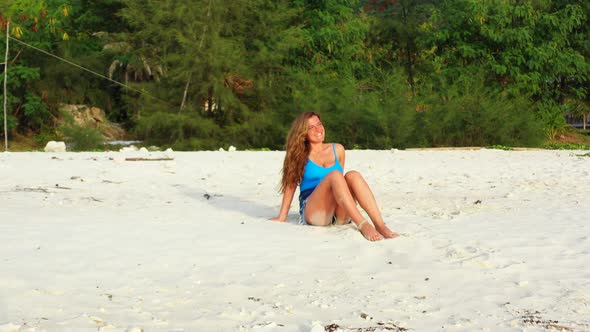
<box><xmin>271</xmin><ymin>184</ymin><xmax>296</xmax><ymax>222</ymax></box>
<box><xmin>336</xmin><ymin>143</ymin><xmax>346</xmax><ymax>169</ymax></box>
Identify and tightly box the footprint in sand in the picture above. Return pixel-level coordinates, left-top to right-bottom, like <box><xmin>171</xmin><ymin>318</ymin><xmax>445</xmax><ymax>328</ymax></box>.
<box><xmin>444</xmin><ymin>245</ymin><xmax>496</xmax><ymax>268</ymax></box>
<box><xmin>447</xmin><ymin>315</ymin><xmax>474</xmax><ymax>328</ymax></box>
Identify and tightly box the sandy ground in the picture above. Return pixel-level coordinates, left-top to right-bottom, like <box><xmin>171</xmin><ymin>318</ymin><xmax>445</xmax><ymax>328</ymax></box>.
<box><xmin>1</xmin><ymin>149</ymin><xmax>589</xmax><ymax>332</ymax></box>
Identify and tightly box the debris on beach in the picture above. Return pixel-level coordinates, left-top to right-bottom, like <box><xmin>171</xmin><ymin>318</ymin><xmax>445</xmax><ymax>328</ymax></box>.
<box><xmin>124</xmin><ymin>157</ymin><xmax>174</xmax><ymax>161</ymax></box>
<box><xmin>505</xmin><ymin>304</ymin><xmax>575</xmax><ymax>331</ymax></box>
<box><xmin>324</xmin><ymin>321</ymin><xmax>409</xmax><ymax>332</ymax></box>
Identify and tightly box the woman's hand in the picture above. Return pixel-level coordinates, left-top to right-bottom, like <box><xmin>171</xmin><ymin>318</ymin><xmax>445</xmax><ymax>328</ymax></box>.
<box><xmin>273</xmin><ymin>185</ymin><xmax>295</xmax><ymax>223</ymax></box>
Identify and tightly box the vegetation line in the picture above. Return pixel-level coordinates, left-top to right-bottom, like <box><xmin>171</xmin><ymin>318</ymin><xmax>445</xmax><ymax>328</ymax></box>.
<box><xmin>8</xmin><ymin>36</ymin><xmax>173</xmax><ymax>107</ymax></box>
<box><xmin>3</xmin><ymin>22</ymin><xmax>9</xmax><ymax>151</ymax></box>
<box><xmin>2</xmin><ymin>1</ymin><xmax>589</xmax><ymax>151</ymax></box>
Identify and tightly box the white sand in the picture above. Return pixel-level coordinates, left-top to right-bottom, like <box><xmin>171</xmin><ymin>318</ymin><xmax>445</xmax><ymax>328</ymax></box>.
<box><xmin>1</xmin><ymin>149</ymin><xmax>589</xmax><ymax>332</ymax></box>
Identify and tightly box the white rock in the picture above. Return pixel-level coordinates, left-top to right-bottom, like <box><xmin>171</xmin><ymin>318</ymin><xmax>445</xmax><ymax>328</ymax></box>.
<box><xmin>139</xmin><ymin>147</ymin><xmax>149</xmax><ymax>153</ymax></box>
<box><xmin>219</xmin><ymin>147</ymin><xmax>225</xmax><ymax>152</ymax></box>
<box><xmin>0</xmin><ymin>323</ymin><xmax>21</xmax><ymax>332</ymax></box>
<box><xmin>228</xmin><ymin>145</ymin><xmax>237</xmax><ymax>152</ymax></box>
<box><xmin>165</xmin><ymin>148</ymin><xmax>174</xmax><ymax>153</ymax></box>
<box><xmin>44</xmin><ymin>141</ymin><xmax>66</xmax><ymax>152</ymax></box>
<box><xmin>119</xmin><ymin>145</ymin><xmax>138</xmax><ymax>153</ymax></box>
<box><xmin>125</xmin><ymin>328</ymin><xmax>144</xmax><ymax>332</ymax></box>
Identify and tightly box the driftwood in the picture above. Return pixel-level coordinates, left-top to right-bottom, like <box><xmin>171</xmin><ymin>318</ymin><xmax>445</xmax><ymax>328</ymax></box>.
<box><xmin>18</xmin><ymin>187</ymin><xmax>50</xmax><ymax>193</ymax></box>
<box><xmin>124</xmin><ymin>157</ymin><xmax>174</xmax><ymax>161</ymax></box>
<box><xmin>17</xmin><ymin>186</ymin><xmax>70</xmax><ymax>192</ymax></box>
<box><xmin>102</xmin><ymin>180</ymin><xmax>123</xmax><ymax>184</ymax></box>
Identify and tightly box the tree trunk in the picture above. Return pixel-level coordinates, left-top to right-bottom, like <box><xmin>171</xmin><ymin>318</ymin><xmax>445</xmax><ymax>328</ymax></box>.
<box><xmin>179</xmin><ymin>75</ymin><xmax>191</xmax><ymax>112</ymax></box>
<box><xmin>401</xmin><ymin>5</ymin><xmax>415</xmax><ymax>96</ymax></box>
<box><xmin>207</xmin><ymin>87</ymin><xmax>214</xmax><ymax>113</ymax></box>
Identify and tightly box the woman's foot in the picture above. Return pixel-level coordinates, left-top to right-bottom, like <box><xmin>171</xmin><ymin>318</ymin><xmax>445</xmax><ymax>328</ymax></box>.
<box><xmin>374</xmin><ymin>223</ymin><xmax>399</xmax><ymax>239</ymax></box>
<box><xmin>357</xmin><ymin>220</ymin><xmax>383</xmax><ymax>241</ymax></box>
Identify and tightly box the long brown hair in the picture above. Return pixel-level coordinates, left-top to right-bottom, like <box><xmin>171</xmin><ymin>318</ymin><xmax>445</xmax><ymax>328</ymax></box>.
<box><xmin>279</xmin><ymin>112</ymin><xmax>320</xmax><ymax>193</ymax></box>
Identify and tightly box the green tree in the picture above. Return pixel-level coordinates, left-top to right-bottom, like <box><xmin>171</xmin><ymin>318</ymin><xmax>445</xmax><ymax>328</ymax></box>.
<box><xmin>365</xmin><ymin>0</ymin><xmax>435</xmax><ymax>96</ymax></box>
<box><xmin>120</xmin><ymin>0</ymin><xmax>303</xmax><ymax>149</ymax></box>
<box><xmin>0</xmin><ymin>0</ymin><xmax>71</xmax><ymax>135</ymax></box>
<box><xmin>423</xmin><ymin>0</ymin><xmax>590</xmax><ymax>138</ymax></box>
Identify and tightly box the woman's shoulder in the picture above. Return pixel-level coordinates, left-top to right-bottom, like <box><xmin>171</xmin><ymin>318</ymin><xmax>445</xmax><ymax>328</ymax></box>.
<box><xmin>331</xmin><ymin>143</ymin><xmax>345</xmax><ymax>151</ymax></box>
<box><xmin>329</xmin><ymin>143</ymin><xmax>345</xmax><ymax>158</ymax></box>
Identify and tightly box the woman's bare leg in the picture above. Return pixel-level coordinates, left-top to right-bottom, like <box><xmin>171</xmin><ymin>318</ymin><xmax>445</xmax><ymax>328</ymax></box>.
<box><xmin>334</xmin><ymin>204</ymin><xmax>350</xmax><ymax>225</ymax></box>
<box><xmin>304</xmin><ymin>171</ymin><xmax>382</xmax><ymax>241</ymax></box>
<box><xmin>344</xmin><ymin>171</ymin><xmax>399</xmax><ymax>239</ymax></box>
<box><xmin>333</xmin><ymin>185</ymin><xmax>355</xmax><ymax>225</ymax></box>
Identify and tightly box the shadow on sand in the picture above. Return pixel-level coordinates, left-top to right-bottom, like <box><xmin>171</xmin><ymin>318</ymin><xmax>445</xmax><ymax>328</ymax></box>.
<box><xmin>177</xmin><ymin>185</ymin><xmax>301</xmax><ymax>224</ymax></box>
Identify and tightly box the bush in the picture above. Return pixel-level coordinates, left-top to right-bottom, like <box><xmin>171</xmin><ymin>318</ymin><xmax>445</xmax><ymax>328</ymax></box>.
<box><xmin>60</xmin><ymin>124</ymin><xmax>104</xmax><ymax>151</ymax></box>
<box><xmin>0</xmin><ymin>112</ymin><xmax>17</xmax><ymax>136</ymax></box>
<box><xmin>134</xmin><ymin>112</ymin><xmax>220</xmax><ymax>149</ymax></box>
<box><xmin>223</xmin><ymin>112</ymin><xmax>287</xmax><ymax>150</ymax></box>
<box><xmin>23</xmin><ymin>94</ymin><xmax>51</xmax><ymax>131</ymax></box>
<box><xmin>538</xmin><ymin>102</ymin><xmax>569</xmax><ymax>140</ymax></box>
<box><xmin>33</xmin><ymin>129</ymin><xmax>59</xmax><ymax>148</ymax></box>
<box><xmin>543</xmin><ymin>143</ymin><xmax>590</xmax><ymax>150</ymax></box>
<box><xmin>291</xmin><ymin>71</ymin><xmax>415</xmax><ymax>149</ymax></box>
<box><xmin>413</xmin><ymin>73</ymin><xmax>545</xmax><ymax>147</ymax></box>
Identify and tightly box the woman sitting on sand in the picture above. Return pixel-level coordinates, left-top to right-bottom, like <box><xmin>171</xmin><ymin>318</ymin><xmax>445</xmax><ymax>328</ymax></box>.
<box><xmin>271</xmin><ymin>112</ymin><xmax>399</xmax><ymax>241</ymax></box>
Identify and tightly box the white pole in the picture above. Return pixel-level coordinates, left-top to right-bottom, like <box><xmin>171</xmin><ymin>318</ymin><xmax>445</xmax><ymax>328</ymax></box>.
<box><xmin>3</xmin><ymin>22</ymin><xmax>9</xmax><ymax>151</ymax></box>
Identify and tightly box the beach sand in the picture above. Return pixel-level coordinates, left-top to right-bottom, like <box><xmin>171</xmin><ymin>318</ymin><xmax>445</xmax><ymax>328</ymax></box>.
<box><xmin>1</xmin><ymin>149</ymin><xmax>589</xmax><ymax>332</ymax></box>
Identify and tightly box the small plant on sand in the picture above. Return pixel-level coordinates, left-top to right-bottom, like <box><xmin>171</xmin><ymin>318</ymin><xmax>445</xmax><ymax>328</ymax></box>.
<box><xmin>246</xmin><ymin>147</ymin><xmax>272</xmax><ymax>151</ymax></box>
<box><xmin>487</xmin><ymin>145</ymin><xmax>514</xmax><ymax>151</ymax></box>
<box><xmin>543</xmin><ymin>143</ymin><xmax>590</xmax><ymax>150</ymax></box>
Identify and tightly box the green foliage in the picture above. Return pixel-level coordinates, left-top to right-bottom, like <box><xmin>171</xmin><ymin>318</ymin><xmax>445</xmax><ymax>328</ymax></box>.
<box><xmin>33</xmin><ymin>129</ymin><xmax>58</xmax><ymax>148</ymax></box>
<box><xmin>59</xmin><ymin>124</ymin><xmax>104</xmax><ymax>151</ymax></box>
<box><xmin>538</xmin><ymin>102</ymin><xmax>569</xmax><ymax>140</ymax></box>
<box><xmin>246</xmin><ymin>147</ymin><xmax>272</xmax><ymax>151</ymax></box>
<box><xmin>119</xmin><ymin>0</ymin><xmax>301</xmax><ymax>128</ymax></box>
<box><xmin>22</xmin><ymin>94</ymin><xmax>50</xmax><ymax>130</ymax></box>
<box><xmin>487</xmin><ymin>145</ymin><xmax>514</xmax><ymax>151</ymax></box>
<box><xmin>222</xmin><ymin>112</ymin><xmax>287</xmax><ymax>150</ymax></box>
<box><xmin>0</xmin><ymin>111</ymin><xmax>18</xmax><ymax>134</ymax></box>
<box><xmin>423</xmin><ymin>0</ymin><xmax>590</xmax><ymax>103</ymax></box>
<box><xmin>366</xmin><ymin>0</ymin><xmax>435</xmax><ymax>94</ymax></box>
<box><xmin>1</xmin><ymin>0</ymin><xmax>131</xmax><ymax>139</ymax></box>
<box><xmin>56</xmin><ymin>102</ymin><xmax>104</xmax><ymax>151</ymax></box>
<box><xmin>134</xmin><ymin>112</ymin><xmax>219</xmax><ymax>150</ymax></box>
<box><xmin>413</xmin><ymin>70</ymin><xmax>545</xmax><ymax>147</ymax></box>
<box><xmin>543</xmin><ymin>143</ymin><xmax>590</xmax><ymax>150</ymax></box>
<box><xmin>3</xmin><ymin>0</ymin><xmax>590</xmax><ymax>149</ymax></box>
<box><xmin>1</xmin><ymin>65</ymin><xmax>54</xmax><ymax>134</ymax></box>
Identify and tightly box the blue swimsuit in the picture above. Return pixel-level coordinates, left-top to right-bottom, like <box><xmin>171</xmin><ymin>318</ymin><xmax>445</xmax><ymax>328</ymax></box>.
<box><xmin>298</xmin><ymin>144</ymin><xmax>344</xmax><ymax>224</ymax></box>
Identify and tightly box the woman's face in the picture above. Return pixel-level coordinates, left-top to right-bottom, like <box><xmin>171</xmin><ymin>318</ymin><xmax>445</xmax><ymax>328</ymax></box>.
<box><xmin>306</xmin><ymin>115</ymin><xmax>324</xmax><ymax>143</ymax></box>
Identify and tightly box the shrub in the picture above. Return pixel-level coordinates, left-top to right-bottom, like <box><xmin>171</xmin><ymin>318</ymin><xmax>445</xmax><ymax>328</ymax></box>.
<box><xmin>134</xmin><ymin>112</ymin><xmax>219</xmax><ymax>149</ymax></box>
<box><xmin>60</xmin><ymin>124</ymin><xmax>104</xmax><ymax>151</ymax></box>
<box><xmin>413</xmin><ymin>73</ymin><xmax>545</xmax><ymax>147</ymax></box>
<box><xmin>33</xmin><ymin>129</ymin><xmax>59</xmax><ymax>148</ymax></box>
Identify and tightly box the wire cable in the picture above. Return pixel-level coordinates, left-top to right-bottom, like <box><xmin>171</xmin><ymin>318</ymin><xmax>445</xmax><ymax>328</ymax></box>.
<box><xmin>9</xmin><ymin>36</ymin><xmax>175</xmax><ymax>107</ymax></box>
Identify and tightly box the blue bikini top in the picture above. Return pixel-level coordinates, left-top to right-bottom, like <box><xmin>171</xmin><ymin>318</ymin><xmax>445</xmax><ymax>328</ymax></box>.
<box><xmin>300</xmin><ymin>143</ymin><xmax>343</xmax><ymax>192</ymax></box>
